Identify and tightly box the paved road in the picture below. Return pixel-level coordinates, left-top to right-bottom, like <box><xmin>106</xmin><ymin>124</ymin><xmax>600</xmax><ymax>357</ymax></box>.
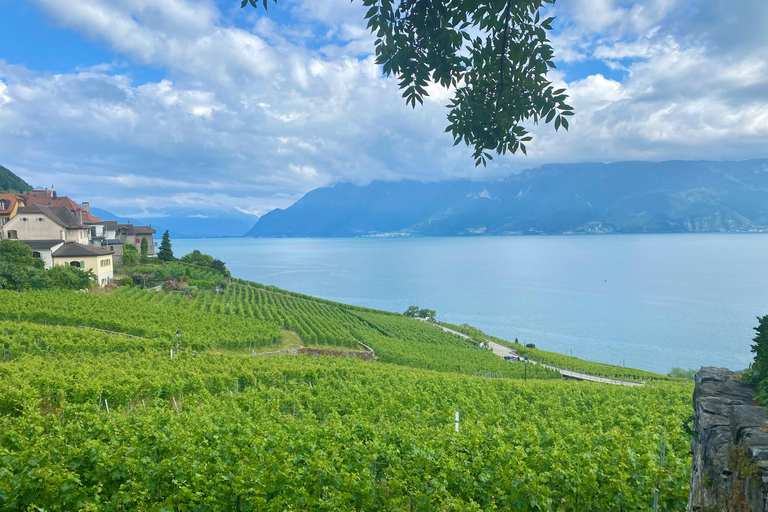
<box><xmin>427</xmin><ymin>320</ymin><xmax>642</xmax><ymax>387</ymax></box>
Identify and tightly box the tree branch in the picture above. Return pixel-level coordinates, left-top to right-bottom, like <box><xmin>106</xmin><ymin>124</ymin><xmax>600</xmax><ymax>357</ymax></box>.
<box><xmin>495</xmin><ymin>0</ymin><xmax>514</xmax><ymax>113</ymax></box>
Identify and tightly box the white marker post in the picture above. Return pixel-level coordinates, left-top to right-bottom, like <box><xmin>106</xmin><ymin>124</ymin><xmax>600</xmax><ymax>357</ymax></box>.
<box><xmin>170</xmin><ymin>348</ymin><xmax>173</xmax><ymax>360</ymax></box>
<box><xmin>104</xmin><ymin>399</ymin><xmax>110</xmax><ymax>413</ymax></box>
<box><xmin>455</xmin><ymin>411</ymin><xmax>459</xmax><ymax>432</ymax></box>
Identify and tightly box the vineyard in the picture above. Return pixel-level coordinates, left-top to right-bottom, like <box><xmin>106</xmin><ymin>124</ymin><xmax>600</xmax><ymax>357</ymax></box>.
<box><xmin>433</xmin><ymin>320</ymin><xmax>672</xmax><ymax>382</ymax></box>
<box><xmin>0</xmin><ymin>269</ymin><xmax>695</xmax><ymax>511</ymax></box>
<box><xmin>0</xmin><ymin>288</ymin><xmax>281</xmax><ymax>352</ymax></box>
<box><xmin>509</xmin><ymin>343</ymin><xmax>675</xmax><ymax>382</ymax></box>
<box><xmin>1</xmin><ymin>351</ymin><xmax>691</xmax><ymax>511</ymax></box>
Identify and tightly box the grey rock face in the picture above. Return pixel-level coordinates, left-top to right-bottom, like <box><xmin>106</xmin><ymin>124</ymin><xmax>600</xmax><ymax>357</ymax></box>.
<box><xmin>688</xmin><ymin>367</ymin><xmax>768</xmax><ymax>512</ymax></box>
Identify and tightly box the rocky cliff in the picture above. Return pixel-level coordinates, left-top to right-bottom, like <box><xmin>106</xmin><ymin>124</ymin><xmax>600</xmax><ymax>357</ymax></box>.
<box><xmin>688</xmin><ymin>367</ymin><xmax>768</xmax><ymax>511</ymax></box>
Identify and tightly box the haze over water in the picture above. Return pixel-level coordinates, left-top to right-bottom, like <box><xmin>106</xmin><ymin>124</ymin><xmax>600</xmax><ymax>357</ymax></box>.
<box><xmin>174</xmin><ymin>234</ymin><xmax>766</xmax><ymax>374</ymax></box>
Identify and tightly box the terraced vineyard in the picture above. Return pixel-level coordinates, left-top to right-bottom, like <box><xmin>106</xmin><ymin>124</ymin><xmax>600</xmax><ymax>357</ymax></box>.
<box><xmin>507</xmin><ymin>343</ymin><xmax>674</xmax><ymax>382</ymax></box>
<box><xmin>0</xmin><ymin>288</ymin><xmax>281</xmax><ymax>352</ymax></box>
<box><xmin>1</xmin><ymin>348</ymin><xmax>691</xmax><ymax>511</ymax></box>
<box><xmin>0</xmin><ymin>267</ymin><xmax>694</xmax><ymax>511</ymax></box>
<box><xmin>434</xmin><ymin>319</ymin><xmax>673</xmax><ymax>382</ymax></box>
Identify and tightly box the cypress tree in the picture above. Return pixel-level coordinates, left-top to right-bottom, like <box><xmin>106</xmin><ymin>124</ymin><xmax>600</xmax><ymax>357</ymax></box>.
<box><xmin>158</xmin><ymin>230</ymin><xmax>174</xmax><ymax>261</ymax></box>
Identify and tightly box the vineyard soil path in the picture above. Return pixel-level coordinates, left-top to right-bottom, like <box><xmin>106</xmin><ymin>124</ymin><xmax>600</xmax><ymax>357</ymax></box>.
<box><xmin>424</xmin><ymin>320</ymin><xmax>642</xmax><ymax>387</ymax></box>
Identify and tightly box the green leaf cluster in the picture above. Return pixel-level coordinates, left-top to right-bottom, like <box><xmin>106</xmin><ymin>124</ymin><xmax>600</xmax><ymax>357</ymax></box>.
<box><xmin>242</xmin><ymin>0</ymin><xmax>574</xmax><ymax>166</ymax></box>
<box><xmin>181</xmin><ymin>250</ymin><xmax>231</xmax><ymax>278</ymax></box>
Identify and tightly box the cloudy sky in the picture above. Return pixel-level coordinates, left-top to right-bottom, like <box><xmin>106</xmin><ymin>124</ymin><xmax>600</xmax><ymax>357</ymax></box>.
<box><xmin>0</xmin><ymin>0</ymin><xmax>766</xmax><ymax>218</ymax></box>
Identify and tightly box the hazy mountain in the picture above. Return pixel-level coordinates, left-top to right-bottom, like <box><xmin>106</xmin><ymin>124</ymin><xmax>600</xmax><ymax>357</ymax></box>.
<box><xmin>246</xmin><ymin>159</ymin><xmax>768</xmax><ymax>237</ymax></box>
<box><xmin>91</xmin><ymin>207</ymin><xmax>258</xmax><ymax>239</ymax></box>
<box><xmin>0</xmin><ymin>164</ymin><xmax>31</xmax><ymax>193</ymax></box>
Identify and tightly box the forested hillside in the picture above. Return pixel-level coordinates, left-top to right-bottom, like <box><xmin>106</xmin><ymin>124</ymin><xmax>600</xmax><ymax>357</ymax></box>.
<box><xmin>0</xmin><ymin>164</ymin><xmax>30</xmax><ymax>193</ymax></box>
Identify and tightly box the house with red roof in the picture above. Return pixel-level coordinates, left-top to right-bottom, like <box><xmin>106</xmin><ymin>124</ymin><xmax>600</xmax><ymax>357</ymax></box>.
<box><xmin>0</xmin><ymin>193</ymin><xmax>23</xmax><ymax>227</ymax></box>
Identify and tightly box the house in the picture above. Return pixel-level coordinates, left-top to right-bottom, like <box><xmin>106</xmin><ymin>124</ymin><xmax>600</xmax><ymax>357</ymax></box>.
<box><xmin>104</xmin><ymin>220</ymin><xmax>118</xmax><ymax>240</ymax></box>
<box><xmin>23</xmin><ymin>186</ymin><xmax>57</xmax><ymax>200</ymax></box>
<box><xmin>52</xmin><ymin>242</ymin><xmax>114</xmax><ymax>286</ymax></box>
<box><xmin>23</xmin><ymin>192</ymin><xmax>83</xmax><ymax>212</ymax></box>
<box><xmin>80</xmin><ymin>202</ymin><xmax>108</xmax><ymax>242</ymax></box>
<box><xmin>117</xmin><ymin>223</ymin><xmax>156</xmax><ymax>256</ymax></box>
<box><xmin>0</xmin><ymin>204</ymin><xmax>91</xmax><ymax>243</ymax></box>
<box><xmin>21</xmin><ymin>194</ymin><xmax>103</xmax><ymax>241</ymax></box>
<box><xmin>0</xmin><ymin>194</ymin><xmax>24</xmax><ymax>226</ymax></box>
<box><xmin>100</xmin><ymin>238</ymin><xmax>124</xmax><ymax>266</ymax></box>
<box><xmin>21</xmin><ymin>240</ymin><xmax>65</xmax><ymax>269</ymax></box>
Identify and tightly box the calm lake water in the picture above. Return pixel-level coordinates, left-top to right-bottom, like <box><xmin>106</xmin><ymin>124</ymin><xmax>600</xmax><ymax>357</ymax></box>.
<box><xmin>173</xmin><ymin>234</ymin><xmax>768</xmax><ymax>374</ymax></box>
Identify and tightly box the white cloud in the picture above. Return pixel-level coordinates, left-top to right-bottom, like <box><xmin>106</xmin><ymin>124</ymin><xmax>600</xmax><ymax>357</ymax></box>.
<box><xmin>0</xmin><ymin>0</ymin><xmax>764</xmax><ymax>218</ymax></box>
<box><xmin>0</xmin><ymin>80</ymin><xmax>12</xmax><ymax>108</ymax></box>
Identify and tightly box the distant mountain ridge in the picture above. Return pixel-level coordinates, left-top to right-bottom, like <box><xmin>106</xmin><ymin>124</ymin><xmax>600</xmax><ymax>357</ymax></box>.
<box><xmin>246</xmin><ymin>159</ymin><xmax>768</xmax><ymax>237</ymax></box>
<box><xmin>0</xmin><ymin>164</ymin><xmax>31</xmax><ymax>193</ymax></box>
<box><xmin>91</xmin><ymin>207</ymin><xmax>258</xmax><ymax>239</ymax></box>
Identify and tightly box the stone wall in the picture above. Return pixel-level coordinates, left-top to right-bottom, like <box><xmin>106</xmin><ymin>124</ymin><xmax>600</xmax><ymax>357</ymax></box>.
<box><xmin>688</xmin><ymin>367</ymin><xmax>768</xmax><ymax>512</ymax></box>
<box><xmin>257</xmin><ymin>343</ymin><xmax>376</xmax><ymax>361</ymax></box>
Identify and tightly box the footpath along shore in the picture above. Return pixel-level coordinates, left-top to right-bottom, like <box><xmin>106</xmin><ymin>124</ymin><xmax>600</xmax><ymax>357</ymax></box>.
<box><xmin>423</xmin><ymin>320</ymin><xmax>643</xmax><ymax>387</ymax></box>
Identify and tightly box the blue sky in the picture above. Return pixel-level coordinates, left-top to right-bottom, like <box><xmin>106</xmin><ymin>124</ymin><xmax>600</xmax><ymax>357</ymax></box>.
<box><xmin>0</xmin><ymin>0</ymin><xmax>766</xmax><ymax>218</ymax></box>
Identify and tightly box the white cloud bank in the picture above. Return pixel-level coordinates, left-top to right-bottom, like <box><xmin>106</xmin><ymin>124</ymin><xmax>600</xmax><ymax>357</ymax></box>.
<box><xmin>0</xmin><ymin>0</ymin><xmax>765</xmax><ymax>215</ymax></box>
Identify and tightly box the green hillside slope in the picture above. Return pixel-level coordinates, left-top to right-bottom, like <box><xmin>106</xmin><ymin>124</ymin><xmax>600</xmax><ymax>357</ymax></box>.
<box><xmin>0</xmin><ymin>164</ymin><xmax>31</xmax><ymax>193</ymax></box>
<box><xmin>0</xmin><ymin>261</ymin><xmax>693</xmax><ymax>511</ymax></box>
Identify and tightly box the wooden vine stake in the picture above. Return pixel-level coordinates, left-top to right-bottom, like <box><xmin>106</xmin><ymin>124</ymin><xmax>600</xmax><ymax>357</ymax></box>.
<box><xmin>455</xmin><ymin>411</ymin><xmax>460</xmax><ymax>433</ymax></box>
<box><xmin>173</xmin><ymin>397</ymin><xmax>180</xmax><ymax>414</ymax></box>
<box><xmin>653</xmin><ymin>430</ymin><xmax>666</xmax><ymax>512</ymax></box>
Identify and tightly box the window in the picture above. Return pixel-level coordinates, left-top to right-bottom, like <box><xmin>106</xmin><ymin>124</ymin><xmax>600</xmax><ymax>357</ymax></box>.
<box><xmin>21</xmin><ymin>217</ymin><xmax>28</xmax><ymax>222</ymax></box>
<box><xmin>0</xmin><ymin>217</ymin><xmax>6</xmax><ymax>226</ymax></box>
<box><xmin>69</xmin><ymin>261</ymin><xmax>81</xmax><ymax>268</ymax></box>
<box><xmin>135</xmin><ymin>238</ymin><xmax>140</xmax><ymax>244</ymax></box>
<box><xmin>0</xmin><ymin>201</ymin><xmax>7</xmax><ymax>210</ymax></box>
<box><xmin>36</xmin><ymin>217</ymin><xmax>45</xmax><ymax>222</ymax></box>
<box><xmin>7</xmin><ymin>230</ymin><xmax>17</xmax><ymax>240</ymax></box>
<box><xmin>32</xmin><ymin>252</ymin><xmax>41</xmax><ymax>259</ymax></box>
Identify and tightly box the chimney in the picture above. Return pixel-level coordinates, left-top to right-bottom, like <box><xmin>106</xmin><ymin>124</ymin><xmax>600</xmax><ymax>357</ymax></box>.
<box><xmin>82</xmin><ymin>202</ymin><xmax>90</xmax><ymax>214</ymax></box>
<box><xmin>51</xmin><ymin>186</ymin><xmax>56</xmax><ymax>199</ymax></box>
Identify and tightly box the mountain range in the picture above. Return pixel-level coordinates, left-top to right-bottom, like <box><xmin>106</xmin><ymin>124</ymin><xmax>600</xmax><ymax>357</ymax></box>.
<box><xmin>246</xmin><ymin>159</ymin><xmax>768</xmax><ymax>237</ymax></box>
<box><xmin>89</xmin><ymin>207</ymin><xmax>258</xmax><ymax>239</ymax></box>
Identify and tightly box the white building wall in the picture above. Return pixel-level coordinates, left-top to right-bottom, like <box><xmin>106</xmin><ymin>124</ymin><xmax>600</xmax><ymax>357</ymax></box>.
<box><xmin>33</xmin><ymin>244</ymin><xmax>63</xmax><ymax>269</ymax></box>
<box><xmin>2</xmin><ymin>214</ymin><xmax>66</xmax><ymax>240</ymax></box>
<box><xmin>53</xmin><ymin>254</ymin><xmax>114</xmax><ymax>286</ymax></box>
<box><xmin>66</xmin><ymin>228</ymin><xmax>91</xmax><ymax>244</ymax></box>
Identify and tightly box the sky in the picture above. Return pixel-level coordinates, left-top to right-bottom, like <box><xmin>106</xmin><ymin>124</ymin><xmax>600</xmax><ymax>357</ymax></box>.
<box><xmin>0</xmin><ymin>0</ymin><xmax>766</xmax><ymax>219</ymax></box>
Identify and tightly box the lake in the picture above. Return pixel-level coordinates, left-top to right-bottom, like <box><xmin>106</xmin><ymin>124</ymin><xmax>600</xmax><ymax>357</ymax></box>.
<box><xmin>172</xmin><ymin>234</ymin><xmax>768</xmax><ymax>374</ymax></box>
